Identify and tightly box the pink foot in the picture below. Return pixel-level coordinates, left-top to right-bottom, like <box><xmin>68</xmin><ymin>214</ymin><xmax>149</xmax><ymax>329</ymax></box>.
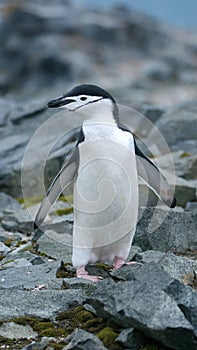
<box><xmin>125</xmin><ymin>261</ymin><xmax>142</xmax><ymax>266</ymax></box>
<box><xmin>112</xmin><ymin>257</ymin><xmax>125</xmax><ymax>270</ymax></box>
<box><xmin>112</xmin><ymin>257</ymin><xmax>142</xmax><ymax>271</ymax></box>
<box><xmin>76</xmin><ymin>266</ymin><xmax>103</xmax><ymax>282</ymax></box>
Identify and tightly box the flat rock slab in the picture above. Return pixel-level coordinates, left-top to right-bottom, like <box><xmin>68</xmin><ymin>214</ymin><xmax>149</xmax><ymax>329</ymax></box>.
<box><xmin>135</xmin><ymin>250</ymin><xmax>197</xmax><ymax>281</ymax></box>
<box><xmin>87</xmin><ymin>264</ymin><xmax>197</xmax><ymax>349</ymax></box>
<box><xmin>0</xmin><ymin>192</ymin><xmax>21</xmax><ymax>218</ymax></box>
<box><xmin>0</xmin><ymin>288</ymin><xmax>86</xmax><ymax>321</ymax></box>
<box><xmin>0</xmin><ymin>261</ymin><xmax>60</xmax><ymax>290</ymax></box>
<box><xmin>153</xmin><ymin>100</ymin><xmax>197</xmax><ymax>146</ymax></box>
<box><xmin>134</xmin><ymin>208</ymin><xmax>197</xmax><ymax>253</ymax></box>
<box><xmin>63</xmin><ymin>329</ymin><xmax>108</xmax><ymax>350</ymax></box>
<box><xmin>0</xmin><ymin>322</ymin><xmax>37</xmax><ymax>339</ymax></box>
<box><xmin>36</xmin><ymin>229</ymin><xmax>72</xmax><ymax>261</ymax></box>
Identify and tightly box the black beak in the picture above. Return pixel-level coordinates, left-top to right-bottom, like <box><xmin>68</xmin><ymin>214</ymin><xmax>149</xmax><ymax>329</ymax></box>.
<box><xmin>47</xmin><ymin>96</ymin><xmax>75</xmax><ymax>108</ymax></box>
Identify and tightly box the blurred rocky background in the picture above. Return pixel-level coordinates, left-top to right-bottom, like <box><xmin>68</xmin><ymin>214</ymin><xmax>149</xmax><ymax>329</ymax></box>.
<box><xmin>0</xmin><ymin>1</ymin><xmax>197</xmax><ymax>349</ymax></box>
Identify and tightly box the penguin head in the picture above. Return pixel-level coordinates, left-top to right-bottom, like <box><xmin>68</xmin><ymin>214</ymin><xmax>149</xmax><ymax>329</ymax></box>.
<box><xmin>47</xmin><ymin>84</ymin><xmax>119</xmax><ymax>119</ymax></box>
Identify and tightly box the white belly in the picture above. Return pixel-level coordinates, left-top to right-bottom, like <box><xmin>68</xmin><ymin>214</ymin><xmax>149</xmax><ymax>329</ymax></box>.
<box><xmin>72</xmin><ymin>123</ymin><xmax>138</xmax><ymax>268</ymax></box>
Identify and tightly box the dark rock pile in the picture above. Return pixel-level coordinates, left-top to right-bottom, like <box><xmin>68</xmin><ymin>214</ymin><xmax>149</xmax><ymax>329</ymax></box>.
<box><xmin>0</xmin><ymin>1</ymin><xmax>197</xmax><ymax>349</ymax></box>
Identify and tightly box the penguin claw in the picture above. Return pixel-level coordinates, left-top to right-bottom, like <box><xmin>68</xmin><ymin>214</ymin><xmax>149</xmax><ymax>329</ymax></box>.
<box><xmin>76</xmin><ymin>266</ymin><xmax>103</xmax><ymax>282</ymax></box>
<box><xmin>125</xmin><ymin>261</ymin><xmax>143</xmax><ymax>266</ymax></box>
<box><xmin>112</xmin><ymin>257</ymin><xmax>143</xmax><ymax>271</ymax></box>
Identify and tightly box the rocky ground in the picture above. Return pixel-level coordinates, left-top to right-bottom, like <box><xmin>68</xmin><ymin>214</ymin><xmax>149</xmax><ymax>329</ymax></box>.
<box><xmin>0</xmin><ymin>1</ymin><xmax>197</xmax><ymax>349</ymax></box>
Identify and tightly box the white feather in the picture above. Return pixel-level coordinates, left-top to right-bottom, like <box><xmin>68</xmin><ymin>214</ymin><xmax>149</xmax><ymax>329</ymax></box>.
<box><xmin>72</xmin><ymin>122</ymin><xmax>138</xmax><ymax>268</ymax></box>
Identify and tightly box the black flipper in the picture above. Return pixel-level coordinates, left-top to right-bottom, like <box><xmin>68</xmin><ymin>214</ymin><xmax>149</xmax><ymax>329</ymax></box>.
<box><xmin>33</xmin><ymin>146</ymin><xmax>79</xmax><ymax>242</ymax></box>
<box><xmin>118</xmin><ymin>123</ymin><xmax>176</xmax><ymax>208</ymax></box>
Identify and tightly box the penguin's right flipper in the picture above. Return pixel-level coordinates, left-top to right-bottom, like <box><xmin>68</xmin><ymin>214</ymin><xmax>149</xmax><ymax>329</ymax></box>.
<box><xmin>33</xmin><ymin>146</ymin><xmax>79</xmax><ymax>242</ymax></box>
<box><xmin>134</xmin><ymin>141</ymin><xmax>176</xmax><ymax>208</ymax></box>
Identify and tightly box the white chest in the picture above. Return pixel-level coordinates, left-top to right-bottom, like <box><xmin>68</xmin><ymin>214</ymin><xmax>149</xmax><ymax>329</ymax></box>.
<box><xmin>82</xmin><ymin>122</ymin><xmax>135</xmax><ymax>153</ymax></box>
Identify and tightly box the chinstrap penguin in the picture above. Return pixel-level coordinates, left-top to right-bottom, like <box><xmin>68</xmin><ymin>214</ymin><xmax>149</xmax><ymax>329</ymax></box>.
<box><xmin>34</xmin><ymin>84</ymin><xmax>176</xmax><ymax>282</ymax></box>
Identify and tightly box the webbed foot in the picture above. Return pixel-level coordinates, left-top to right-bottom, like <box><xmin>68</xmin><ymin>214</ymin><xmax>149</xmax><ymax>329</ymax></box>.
<box><xmin>76</xmin><ymin>266</ymin><xmax>103</xmax><ymax>282</ymax></box>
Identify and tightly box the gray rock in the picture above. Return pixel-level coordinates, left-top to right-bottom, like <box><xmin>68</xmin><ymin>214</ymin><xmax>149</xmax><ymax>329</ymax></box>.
<box><xmin>134</xmin><ymin>208</ymin><xmax>197</xmax><ymax>253</ymax></box>
<box><xmin>87</xmin><ymin>278</ymin><xmax>195</xmax><ymax>349</ymax></box>
<box><xmin>135</xmin><ymin>250</ymin><xmax>165</xmax><ymax>264</ymax></box>
<box><xmin>1</xmin><ymin>209</ymin><xmax>34</xmax><ymax>234</ymax></box>
<box><xmin>111</xmin><ymin>264</ymin><xmax>142</xmax><ymax>281</ymax></box>
<box><xmin>135</xmin><ymin>250</ymin><xmax>197</xmax><ymax>281</ymax></box>
<box><xmin>113</xmin><ymin>262</ymin><xmax>197</xmax><ymax>340</ymax></box>
<box><xmin>1</xmin><ymin>250</ymin><xmax>38</xmax><ymax>266</ymax></box>
<box><xmin>185</xmin><ymin>202</ymin><xmax>197</xmax><ymax>212</ymax></box>
<box><xmin>0</xmin><ymin>230</ymin><xmax>23</xmax><ymax>244</ymax></box>
<box><xmin>36</xmin><ymin>228</ymin><xmax>72</xmax><ymax>261</ymax></box>
<box><xmin>21</xmin><ymin>337</ymin><xmax>56</xmax><ymax>350</ymax></box>
<box><xmin>174</xmin><ymin>182</ymin><xmax>196</xmax><ymax>207</ymax></box>
<box><xmin>63</xmin><ymin>328</ymin><xmax>107</xmax><ymax>350</ymax></box>
<box><xmin>0</xmin><ymin>98</ymin><xmax>16</xmax><ymax>127</ymax></box>
<box><xmin>152</xmin><ymin>100</ymin><xmax>197</xmax><ymax>146</ymax></box>
<box><xmin>5</xmin><ymin>258</ymin><xmax>32</xmax><ymax>268</ymax></box>
<box><xmin>165</xmin><ymin>280</ymin><xmax>197</xmax><ymax>337</ymax></box>
<box><xmin>0</xmin><ymin>322</ymin><xmax>37</xmax><ymax>339</ymax></box>
<box><xmin>151</xmin><ymin>153</ymin><xmax>197</xmax><ymax>206</ymax></box>
<box><xmin>63</xmin><ymin>278</ymin><xmax>97</xmax><ymax>292</ymax></box>
<box><xmin>127</xmin><ymin>245</ymin><xmax>142</xmax><ymax>262</ymax></box>
<box><xmin>115</xmin><ymin>261</ymin><xmax>175</xmax><ymax>287</ymax></box>
<box><xmin>9</xmin><ymin>99</ymin><xmax>47</xmax><ymax>124</ymax></box>
<box><xmin>9</xmin><ymin>241</ymin><xmax>33</xmax><ymax>255</ymax></box>
<box><xmin>175</xmin><ymin>153</ymin><xmax>197</xmax><ymax>180</ymax></box>
<box><xmin>0</xmin><ymin>192</ymin><xmax>21</xmax><ymax>217</ymax></box>
<box><xmin>116</xmin><ymin>328</ymin><xmax>145</xmax><ymax>349</ymax></box>
<box><xmin>30</xmin><ymin>256</ymin><xmax>46</xmax><ymax>265</ymax></box>
<box><xmin>0</xmin><ymin>242</ymin><xmax>11</xmax><ymax>256</ymax></box>
<box><xmin>158</xmin><ymin>253</ymin><xmax>197</xmax><ymax>282</ymax></box>
<box><xmin>0</xmin><ymin>288</ymin><xmax>86</xmax><ymax>321</ymax></box>
<box><xmin>0</xmin><ymin>261</ymin><xmax>59</xmax><ymax>290</ymax></box>
<box><xmin>140</xmin><ymin>104</ymin><xmax>165</xmax><ymax>123</ymax></box>
<box><xmin>143</xmin><ymin>61</ymin><xmax>173</xmax><ymax>81</ymax></box>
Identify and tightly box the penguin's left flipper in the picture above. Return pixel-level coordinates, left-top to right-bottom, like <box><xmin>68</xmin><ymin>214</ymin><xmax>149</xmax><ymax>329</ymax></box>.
<box><xmin>33</xmin><ymin>146</ymin><xmax>79</xmax><ymax>242</ymax></box>
<box><xmin>135</xmin><ymin>141</ymin><xmax>176</xmax><ymax>208</ymax></box>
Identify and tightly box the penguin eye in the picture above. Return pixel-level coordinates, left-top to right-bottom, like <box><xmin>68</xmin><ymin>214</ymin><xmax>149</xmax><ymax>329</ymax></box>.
<box><xmin>80</xmin><ymin>96</ymin><xmax>87</xmax><ymax>101</ymax></box>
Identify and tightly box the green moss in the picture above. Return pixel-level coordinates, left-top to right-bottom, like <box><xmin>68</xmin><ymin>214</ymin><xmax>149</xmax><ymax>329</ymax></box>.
<box><xmin>180</xmin><ymin>152</ymin><xmax>191</xmax><ymax>158</ymax></box>
<box><xmin>48</xmin><ymin>341</ymin><xmax>65</xmax><ymax>350</ymax></box>
<box><xmin>15</xmin><ymin>240</ymin><xmax>27</xmax><ymax>247</ymax></box>
<box><xmin>4</xmin><ymin>238</ymin><xmax>15</xmax><ymax>247</ymax></box>
<box><xmin>0</xmin><ymin>255</ymin><xmax>3</xmax><ymax>261</ymax></box>
<box><xmin>59</xmin><ymin>195</ymin><xmax>73</xmax><ymax>204</ymax></box>
<box><xmin>56</xmin><ymin>305</ymin><xmax>120</xmax><ymax>341</ymax></box>
<box><xmin>17</xmin><ymin>196</ymin><xmax>44</xmax><ymax>207</ymax></box>
<box><xmin>83</xmin><ymin>317</ymin><xmax>104</xmax><ymax>333</ymax></box>
<box><xmin>55</xmin><ymin>207</ymin><xmax>73</xmax><ymax>216</ymax></box>
<box><xmin>56</xmin><ymin>306</ymin><xmax>102</xmax><ymax>333</ymax></box>
<box><xmin>97</xmin><ymin>327</ymin><xmax>118</xmax><ymax>348</ymax></box>
<box><xmin>95</xmin><ymin>262</ymin><xmax>111</xmax><ymax>271</ymax></box>
<box><xmin>12</xmin><ymin>316</ymin><xmax>67</xmax><ymax>338</ymax></box>
<box><xmin>56</xmin><ymin>261</ymin><xmax>75</xmax><ymax>278</ymax></box>
<box><xmin>39</xmin><ymin>326</ymin><xmax>68</xmax><ymax>338</ymax></box>
<box><xmin>0</xmin><ymin>335</ymin><xmax>30</xmax><ymax>348</ymax></box>
<box><xmin>3</xmin><ymin>259</ymin><xmax>15</xmax><ymax>265</ymax></box>
<box><xmin>140</xmin><ymin>339</ymin><xmax>169</xmax><ymax>350</ymax></box>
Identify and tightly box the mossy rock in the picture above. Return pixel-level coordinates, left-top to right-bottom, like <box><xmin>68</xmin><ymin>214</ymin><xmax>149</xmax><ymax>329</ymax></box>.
<box><xmin>55</xmin><ymin>207</ymin><xmax>73</xmax><ymax>216</ymax></box>
<box><xmin>15</xmin><ymin>240</ymin><xmax>28</xmax><ymax>248</ymax></box>
<box><xmin>56</xmin><ymin>261</ymin><xmax>75</xmax><ymax>278</ymax></box>
<box><xmin>56</xmin><ymin>306</ymin><xmax>104</xmax><ymax>334</ymax></box>
<box><xmin>56</xmin><ymin>305</ymin><xmax>122</xmax><ymax>348</ymax></box>
<box><xmin>17</xmin><ymin>196</ymin><xmax>44</xmax><ymax>207</ymax></box>
<box><xmin>12</xmin><ymin>316</ymin><xmax>67</xmax><ymax>338</ymax></box>
<box><xmin>3</xmin><ymin>238</ymin><xmax>15</xmax><ymax>247</ymax></box>
<box><xmin>59</xmin><ymin>195</ymin><xmax>73</xmax><ymax>204</ymax></box>
<box><xmin>97</xmin><ymin>327</ymin><xmax>118</xmax><ymax>348</ymax></box>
